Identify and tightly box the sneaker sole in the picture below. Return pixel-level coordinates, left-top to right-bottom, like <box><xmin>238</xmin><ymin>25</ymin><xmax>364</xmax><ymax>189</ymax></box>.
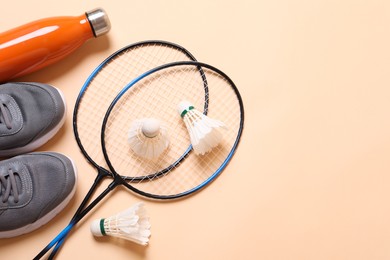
<box><xmin>0</xmin><ymin>155</ymin><xmax>78</xmax><ymax>238</ymax></box>
<box><xmin>0</xmin><ymin>87</ymin><xmax>67</xmax><ymax>157</ymax></box>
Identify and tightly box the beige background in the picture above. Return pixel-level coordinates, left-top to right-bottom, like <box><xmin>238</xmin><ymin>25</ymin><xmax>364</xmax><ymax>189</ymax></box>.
<box><xmin>1</xmin><ymin>0</ymin><xmax>390</xmax><ymax>259</ymax></box>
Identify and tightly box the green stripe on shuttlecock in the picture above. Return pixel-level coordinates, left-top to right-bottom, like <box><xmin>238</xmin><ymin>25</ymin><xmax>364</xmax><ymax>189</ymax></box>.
<box><xmin>180</xmin><ymin>106</ymin><xmax>194</xmax><ymax>118</ymax></box>
<box><xmin>100</xmin><ymin>218</ymin><xmax>106</xmax><ymax>236</ymax></box>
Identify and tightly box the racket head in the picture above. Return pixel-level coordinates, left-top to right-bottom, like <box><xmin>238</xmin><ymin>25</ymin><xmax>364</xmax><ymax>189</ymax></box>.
<box><xmin>73</xmin><ymin>40</ymin><xmax>199</xmax><ymax>173</ymax></box>
<box><xmin>101</xmin><ymin>61</ymin><xmax>244</xmax><ymax>199</ymax></box>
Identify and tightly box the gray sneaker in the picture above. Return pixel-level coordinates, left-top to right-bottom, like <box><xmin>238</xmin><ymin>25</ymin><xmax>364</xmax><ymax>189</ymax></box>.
<box><xmin>0</xmin><ymin>82</ymin><xmax>66</xmax><ymax>157</ymax></box>
<box><xmin>0</xmin><ymin>152</ymin><xmax>77</xmax><ymax>238</ymax></box>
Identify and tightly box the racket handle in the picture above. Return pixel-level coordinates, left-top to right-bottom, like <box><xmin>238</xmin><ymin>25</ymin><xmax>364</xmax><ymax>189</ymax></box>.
<box><xmin>0</xmin><ymin>8</ymin><xmax>110</xmax><ymax>83</ymax></box>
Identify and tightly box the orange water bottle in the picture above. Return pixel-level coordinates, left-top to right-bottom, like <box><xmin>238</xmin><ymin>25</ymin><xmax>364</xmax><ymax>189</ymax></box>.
<box><xmin>0</xmin><ymin>8</ymin><xmax>111</xmax><ymax>83</ymax></box>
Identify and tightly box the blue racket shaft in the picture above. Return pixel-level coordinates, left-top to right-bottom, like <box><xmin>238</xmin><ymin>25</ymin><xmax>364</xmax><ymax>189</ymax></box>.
<box><xmin>34</xmin><ymin>174</ymin><xmax>116</xmax><ymax>259</ymax></box>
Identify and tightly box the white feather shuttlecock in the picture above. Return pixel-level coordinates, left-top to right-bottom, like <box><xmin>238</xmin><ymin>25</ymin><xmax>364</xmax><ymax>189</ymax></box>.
<box><xmin>128</xmin><ymin>118</ymin><xmax>169</xmax><ymax>159</ymax></box>
<box><xmin>178</xmin><ymin>100</ymin><xmax>226</xmax><ymax>155</ymax></box>
<box><xmin>90</xmin><ymin>202</ymin><xmax>151</xmax><ymax>246</ymax></box>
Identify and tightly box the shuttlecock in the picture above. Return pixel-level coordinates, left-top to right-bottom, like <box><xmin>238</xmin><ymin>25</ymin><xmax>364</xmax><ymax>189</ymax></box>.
<box><xmin>128</xmin><ymin>118</ymin><xmax>169</xmax><ymax>159</ymax></box>
<box><xmin>90</xmin><ymin>202</ymin><xmax>151</xmax><ymax>246</ymax></box>
<box><xmin>178</xmin><ymin>100</ymin><xmax>226</xmax><ymax>155</ymax></box>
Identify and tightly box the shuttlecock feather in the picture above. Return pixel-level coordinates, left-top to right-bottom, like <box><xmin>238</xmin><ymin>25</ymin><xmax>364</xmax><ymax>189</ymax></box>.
<box><xmin>90</xmin><ymin>202</ymin><xmax>151</xmax><ymax>246</ymax></box>
<box><xmin>178</xmin><ymin>100</ymin><xmax>226</xmax><ymax>155</ymax></box>
<box><xmin>128</xmin><ymin>118</ymin><xmax>169</xmax><ymax>159</ymax></box>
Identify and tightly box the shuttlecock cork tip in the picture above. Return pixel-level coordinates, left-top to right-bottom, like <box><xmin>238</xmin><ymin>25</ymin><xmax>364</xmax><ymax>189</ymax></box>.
<box><xmin>90</xmin><ymin>219</ymin><xmax>105</xmax><ymax>237</ymax></box>
<box><xmin>141</xmin><ymin>118</ymin><xmax>161</xmax><ymax>138</ymax></box>
<box><xmin>178</xmin><ymin>100</ymin><xmax>194</xmax><ymax>117</ymax></box>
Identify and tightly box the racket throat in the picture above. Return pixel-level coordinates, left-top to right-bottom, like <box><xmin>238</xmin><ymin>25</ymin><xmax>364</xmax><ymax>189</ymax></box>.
<box><xmin>97</xmin><ymin>167</ymin><xmax>111</xmax><ymax>178</ymax></box>
<box><xmin>110</xmin><ymin>174</ymin><xmax>124</xmax><ymax>189</ymax></box>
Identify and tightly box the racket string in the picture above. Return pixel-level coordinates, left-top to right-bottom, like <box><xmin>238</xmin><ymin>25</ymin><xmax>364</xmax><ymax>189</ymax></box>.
<box><xmin>104</xmin><ymin>65</ymin><xmax>242</xmax><ymax>196</ymax></box>
<box><xmin>77</xmin><ymin>43</ymin><xmax>197</xmax><ymax>168</ymax></box>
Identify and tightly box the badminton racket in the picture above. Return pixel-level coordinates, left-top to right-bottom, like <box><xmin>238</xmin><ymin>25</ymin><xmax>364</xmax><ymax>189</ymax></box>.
<box><xmin>41</xmin><ymin>60</ymin><xmax>244</xmax><ymax>259</ymax></box>
<box><xmin>101</xmin><ymin>61</ymin><xmax>244</xmax><ymax>199</ymax></box>
<box><xmin>34</xmin><ymin>40</ymin><xmax>200</xmax><ymax>259</ymax></box>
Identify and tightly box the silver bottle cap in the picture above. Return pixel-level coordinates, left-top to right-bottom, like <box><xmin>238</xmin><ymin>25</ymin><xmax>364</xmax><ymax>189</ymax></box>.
<box><xmin>86</xmin><ymin>8</ymin><xmax>111</xmax><ymax>37</ymax></box>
